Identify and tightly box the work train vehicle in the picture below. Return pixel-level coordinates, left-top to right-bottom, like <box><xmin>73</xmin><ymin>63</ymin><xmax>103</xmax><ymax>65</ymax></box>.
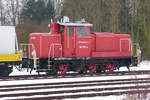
<box><xmin>0</xmin><ymin>18</ymin><xmax>141</xmax><ymax>76</ymax></box>
<box><xmin>21</xmin><ymin>18</ymin><xmax>141</xmax><ymax>75</ymax></box>
<box><xmin>0</xmin><ymin>26</ymin><xmax>20</xmax><ymax>76</ymax></box>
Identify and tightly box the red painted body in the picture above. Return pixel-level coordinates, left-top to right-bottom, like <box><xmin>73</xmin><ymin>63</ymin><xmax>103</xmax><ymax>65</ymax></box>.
<box><xmin>29</xmin><ymin>33</ymin><xmax>61</xmax><ymax>58</ymax></box>
<box><xmin>29</xmin><ymin>22</ymin><xmax>131</xmax><ymax>59</ymax></box>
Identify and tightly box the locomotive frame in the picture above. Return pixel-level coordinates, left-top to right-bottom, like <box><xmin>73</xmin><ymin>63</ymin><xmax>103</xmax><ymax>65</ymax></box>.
<box><xmin>21</xmin><ymin>48</ymin><xmax>138</xmax><ymax>75</ymax></box>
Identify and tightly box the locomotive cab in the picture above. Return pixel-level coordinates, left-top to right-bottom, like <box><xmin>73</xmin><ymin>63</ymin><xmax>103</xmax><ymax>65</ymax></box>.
<box><xmin>48</xmin><ymin>19</ymin><xmax>93</xmax><ymax>58</ymax></box>
<box><xmin>57</xmin><ymin>22</ymin><xmax>93</xmax><ymax>57</ymax></box>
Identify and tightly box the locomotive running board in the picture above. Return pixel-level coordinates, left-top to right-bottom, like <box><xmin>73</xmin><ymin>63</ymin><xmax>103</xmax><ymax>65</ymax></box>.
<box><xmin>52</xmin><ymin>56</ymin><xmax>133</xmax><ymax>61</ymax></box>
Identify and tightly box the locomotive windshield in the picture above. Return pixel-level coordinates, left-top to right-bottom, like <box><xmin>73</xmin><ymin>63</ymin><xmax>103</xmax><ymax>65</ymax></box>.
<box><xmin>77</xmin><ymin>27</ymin><xmax>88</xmax><ymax>36</ymax></box>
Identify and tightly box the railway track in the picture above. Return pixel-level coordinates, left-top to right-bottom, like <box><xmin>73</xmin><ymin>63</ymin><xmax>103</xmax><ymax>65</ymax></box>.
<box><xmin>0</xmin><ymin>77</ymin><xmax>150</xmax><ymax>100</ymax></box>
<box><xmin>0</xmin><ymin>70</ymin><xmax>150</xmax><ymax>99</ymax></box>
<box><xmin>0</xmin><ymin>70</ymin><xmax>150</xmax><ymax>81</ymax></box>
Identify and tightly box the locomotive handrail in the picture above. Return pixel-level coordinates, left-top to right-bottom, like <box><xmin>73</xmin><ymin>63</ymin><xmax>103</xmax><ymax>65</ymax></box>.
<box><xmin>48</xmin><ymin>43</ymin><xmax>63</xmax><ymax>58</ymax></box>
<box><xmin>132</xmin><ymin>43</ymin><xmax>141</xmax><ymax>64</ymax></box>
<box><xmin>48</xmin><ymin>43</ymin><xmax>62</xmax><ymax>70</ymax></box>
<box><xmin>20</xmin><ymin>43</ymin><xmax>36</xmax><ymax>58</ymax></box>
<box><xmin>20</xmin><ymin>43</ymin><xmax>37</xmax><ymax>69</ymax></box>
<box><xmin>132</xmin><ymin>43</ymin><xmax>141</xmax><ymax>55</ymax></box>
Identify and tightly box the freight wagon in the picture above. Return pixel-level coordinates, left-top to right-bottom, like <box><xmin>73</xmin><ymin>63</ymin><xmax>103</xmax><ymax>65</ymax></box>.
<box><xmin>0</xmin><ymin>26</ymin><xmax>20</xmax><ymax>76</ymax></box>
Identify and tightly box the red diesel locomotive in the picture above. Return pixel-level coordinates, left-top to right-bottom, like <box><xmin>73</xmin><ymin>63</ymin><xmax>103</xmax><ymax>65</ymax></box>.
<box><xmin>21</xmin><ymin>18</ymin><xmax>139</xmax><ymax>74</ymax></box>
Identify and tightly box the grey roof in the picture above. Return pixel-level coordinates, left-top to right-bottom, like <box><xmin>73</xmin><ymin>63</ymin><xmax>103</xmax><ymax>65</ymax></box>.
<box><xmin>58</xmin><ymin>22</ymin><xmax>93</xmax><ymax>27</ymax></box>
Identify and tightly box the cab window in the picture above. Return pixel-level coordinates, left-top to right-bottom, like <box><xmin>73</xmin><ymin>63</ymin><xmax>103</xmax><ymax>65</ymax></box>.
<box><xmin>60</xmin><ymin>25</ymin><xmax>64</xmax><ymax>33</ymax></box>
<box><xmin>68</xmin><ymin>27</ymin><xmax>74</xmax><ymax>36</ymax></box>
<box><xmin>77</xmin><ymin>27</ymin><xmax>88</xmax><ymax>36</ymax></box>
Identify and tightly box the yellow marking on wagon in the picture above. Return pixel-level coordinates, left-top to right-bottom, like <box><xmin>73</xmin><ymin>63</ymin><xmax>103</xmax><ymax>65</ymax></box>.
<box><xmin>0</xmin><ymin>54</ymin><xmax>21</xmax><ymax>62</ymax></box>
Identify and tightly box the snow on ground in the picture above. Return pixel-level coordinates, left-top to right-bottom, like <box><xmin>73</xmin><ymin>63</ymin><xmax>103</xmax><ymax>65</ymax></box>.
<box><xmin>10</xmin><ymin>69</ymin><xmax>37</xmax><ymax>76</ymax></box>
<box><xmin>1</xmin><ymin>61</ymin><xmax>150</xmax><ymax>100</ymax></box>
<box><xmin>64</xmin><ymin>95</ymin><xmax>127</xmax><ymax>100</ymax></box>
<box><xmin>119</xmin><ymin>61</ymin><xmax>150</xmax><ymax>71</ymax></box>
<box><xmin>64</xmin><ymin>94</ymin><xmax>150</xmax><ymax>100</ymax></box>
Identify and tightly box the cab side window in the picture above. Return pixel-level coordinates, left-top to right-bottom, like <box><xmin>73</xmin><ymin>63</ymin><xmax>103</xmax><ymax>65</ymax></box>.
<box><xmin>60</xmin><ymin>25</ymin><xmax>64</xmax><ymax>33</ymax></box>
<box><xmin>68</xmin><ymin>27</ymin><xmax>74</xmax><ymax>36</ymax></box>
<box><xmin>77</xmin><ymin>27</ymin><xmax>88</xmax><ymax>36</ymax></box>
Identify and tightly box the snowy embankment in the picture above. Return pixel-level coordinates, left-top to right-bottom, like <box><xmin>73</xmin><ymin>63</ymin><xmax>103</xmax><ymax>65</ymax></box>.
<box><xmin>0</xmin><ymin>61</ymin><xmax>150</xmax><ymax>100</ymax></box>
<box><xmin>120</xmin><ymin>61</ymin><xmax>150</xmax><ymax>71</ymax></box>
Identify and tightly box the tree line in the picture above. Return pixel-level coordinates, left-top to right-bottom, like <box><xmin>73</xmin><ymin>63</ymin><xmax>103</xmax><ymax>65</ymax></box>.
<box><xmin>62</xmin><ymin>0</ymin><xmax>150</xmax><ymax>59</ymax></box>
<box><xmin>0</xmin><ymin>0</ymin><xmax>150</xmax><ymax>59</ymax></box>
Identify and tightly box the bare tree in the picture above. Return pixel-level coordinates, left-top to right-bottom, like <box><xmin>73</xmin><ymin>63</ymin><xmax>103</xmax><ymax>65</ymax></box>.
<box><xmin>0</xmin><ymin>0</ymin><xmax>6</xmax><ymax>25</ymax></box>
<box><xmin>4</xmin><ymin>0</ymin><xmax>21</xmax><ymax>25</ymax></box>
<box><xmin>0</xmin><ymin>0</ymin><xmax>27</xmax><ymax>25</ymax></box>
<box><xmin>0</xmin><ymin>0</ymin><xmax>3</xmax><ymax>25</ymax></box>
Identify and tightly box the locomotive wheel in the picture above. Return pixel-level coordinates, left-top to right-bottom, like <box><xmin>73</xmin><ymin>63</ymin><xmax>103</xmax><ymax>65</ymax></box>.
<box><xmin>87</xmin><ymin>65</ymin><xmax>96</xmax><ymax>74</ymax></box>
<box><xmin>57</xmin><ymin>65</ymin><xmax>68</xmax><ymax>74</ymax></box>
<box><xmin>76</xmin><ymin>67</ymin><xmax>82</xmax><ymax>73</ymax></box>
<box><xmin>105</xmin><ymin>64</ymin><xmax>114</xmax><ymax>72</ymax></box>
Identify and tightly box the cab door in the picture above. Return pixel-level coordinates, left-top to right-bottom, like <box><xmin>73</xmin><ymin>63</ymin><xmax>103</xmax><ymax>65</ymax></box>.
<box><xmin>67</xmin><ymin>27</ymin><xmax>75</xmax><ymax>57</ymax></box>
<box><xmin>63</xmin><ymin>27</ymin><xmax>75</xmax><ymax>57</ymax></box>
<box><xmin>75</xmin><ymin>27</ymin><xmax>91</xmax><ymax>57</ymax></box>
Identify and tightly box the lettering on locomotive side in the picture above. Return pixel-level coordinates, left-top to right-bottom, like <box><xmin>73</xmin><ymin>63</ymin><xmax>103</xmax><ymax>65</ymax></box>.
<box><xmin>79</xmin><ymin>46</ymin><xmax>88</xmax><ymax>48</ymax></box>
<box><xmin>77</xmin><ymin>41</ymin><xmax>89</xmax><ymax>44</ymax></box>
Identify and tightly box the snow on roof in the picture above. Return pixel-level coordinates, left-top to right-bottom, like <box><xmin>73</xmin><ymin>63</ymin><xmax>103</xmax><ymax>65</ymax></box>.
<box><xmin>58</xmin><ymin>22</ymin><xmax>93</xmax><ymax>27</ymax></box>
